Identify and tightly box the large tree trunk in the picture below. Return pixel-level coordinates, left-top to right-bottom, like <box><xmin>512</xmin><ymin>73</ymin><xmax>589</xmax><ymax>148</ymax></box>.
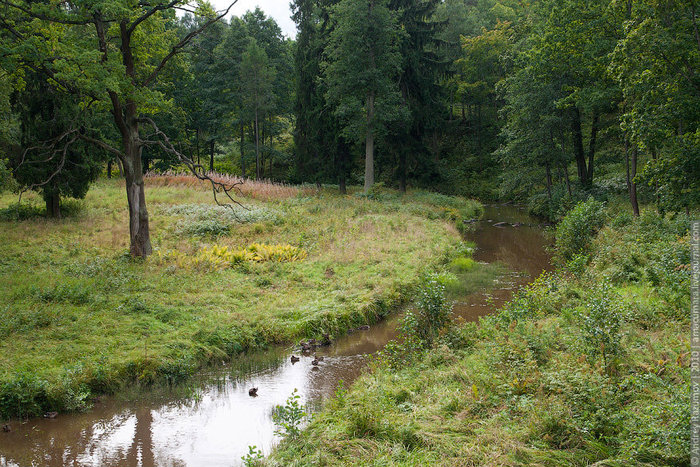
<box><xmin>545</xmin><ymin>163</ymin><xmax>553</xmax><ymax>201</ymax></box>
<box><xmin>586</xmin><ymin>112</ymin><xmax>599</xmax><ymax>182</ymax></box>
<box><xmin>563</xmin><ymin>163</ymin><xmax>572</xmax><ymax>197</ymax></box>
<box><xmin>107</xmin><ymin>159</ymin><xmax>112</xmax><ymax>179</ymax></box>
<box><xmin>339</xmin><ymin>169</ymin><xmax>346</xmax><ymax>194</ymax></box>
<box><xmin>45</xmin><ymin>191</ymin><xmax>60</xmax><ymax>219</ymax></box>
<box><xmin>571</xmin><ymin>106</ymin><xmax>588</xmax><ymax>186</ymax></box>
<box><xmin>364</xmin><ymin>93</ymin><xmax>375</xmax><ymax>193</ymax></box>
<box><xmin>122</xmin><ymin>128</ymin><xmax>152</xmax><ymax>258</ymax></box>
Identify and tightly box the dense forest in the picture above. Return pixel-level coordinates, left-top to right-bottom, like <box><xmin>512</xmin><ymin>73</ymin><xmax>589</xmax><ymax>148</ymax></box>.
<box><xmin>0</xmin><ymin>0</ymin><xmax>697</xmax><ymax>465</ymax></box>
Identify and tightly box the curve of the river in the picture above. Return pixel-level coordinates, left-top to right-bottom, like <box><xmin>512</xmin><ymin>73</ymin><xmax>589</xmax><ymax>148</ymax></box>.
<box><xmin>0</xmin><ymin>205</ymin><xmax>552</xmax><ymax>467</ymax></box>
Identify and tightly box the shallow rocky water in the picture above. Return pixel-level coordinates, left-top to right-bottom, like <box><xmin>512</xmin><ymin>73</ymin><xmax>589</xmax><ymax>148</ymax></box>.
<box><xmin>0</xmin><ymin>205</ymin><xmax>551</xmax><ymax>467</ymax></box>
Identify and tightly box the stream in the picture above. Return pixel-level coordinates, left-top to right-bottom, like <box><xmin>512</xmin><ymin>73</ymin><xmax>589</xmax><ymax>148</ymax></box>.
<box><xmin>0</xmin><ymin>205</ymin><xmax>551</xmax><ymax>467</ymax></box>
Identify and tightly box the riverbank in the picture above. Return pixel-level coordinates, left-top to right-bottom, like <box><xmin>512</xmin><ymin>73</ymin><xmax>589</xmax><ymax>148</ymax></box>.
<box><xmin>0</xmin><ymin>177</ymin><xmax>481</xmax><ymax>420</ymax></box>
<box><xmin>270</xmin><ymin>201</ymin><xmax>691</xmax><ymax>466</ymax></box>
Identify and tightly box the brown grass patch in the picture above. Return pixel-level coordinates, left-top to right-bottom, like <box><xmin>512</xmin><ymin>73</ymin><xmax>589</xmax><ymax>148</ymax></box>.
<box><xmin>144</xmin><ymin>171</ymin><xmax>314</xmax><ymax>201</ymax></box>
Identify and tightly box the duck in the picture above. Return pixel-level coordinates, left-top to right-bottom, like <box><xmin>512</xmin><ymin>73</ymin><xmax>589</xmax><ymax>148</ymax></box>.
<box><xmin>314</xmin><ymin>355</ymin><xmax>324</xmax><ymax>362</ymax></box>
<box><xmin>357</xmin><ymin>325</ymin><xmax>370</xmax><ymax>331</ymax></box>
<box><xmin>2</xmin><ymin>424</ymin><xmax>10</xmax><ymax>432</ymax></box>
<box><xmin>311</xmin><ymin>358</ymin><xmax>319</xmax><ymax>366</ymax></box>
<box><xmin>290</xmin><ymin>355</ymin><xmax>300</xmax><ymax>363</ymax></box>
<box><xmin>248</xmin><ymin>387</ymin><xmax>258</xmax><ymax>397</ymax></box>
<box><xmin>44</xmin><ymin>412</ymin><xmax>58</xmax><ymax>419</ymax></box>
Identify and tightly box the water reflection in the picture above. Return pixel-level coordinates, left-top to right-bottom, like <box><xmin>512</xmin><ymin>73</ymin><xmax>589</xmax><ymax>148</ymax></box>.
<box><xmin>0</xmin><ymin>205</ymin><xmax>551</xmax><ymax>467</ymax></box>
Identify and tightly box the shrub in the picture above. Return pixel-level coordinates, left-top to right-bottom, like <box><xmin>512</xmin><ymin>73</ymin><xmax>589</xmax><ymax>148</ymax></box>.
<box><xmin>412</xmin><ymin>273</ymin><xmax>452</xmax><ymax>347</ymax></box>
<box><xmin>565</xmin><ymin>253</ymin><xmax>589</xmax><ymax>276</ymax></box>
<box><xmin>555</xmin><ymin>198</ymin><xmax>606</xmax><ymax>262</ymax></box>
<box><xmin>272</xmin><ymin>388</ymin><xmax>307</xmax><ymax>438</ymax></box>
<box><xmin>242</xmin><ymin>446</ymin><xmax>265</xmax><ymax>466</ymax></box>
<box><xmin>450</xmin><ymin>256</ymin><xmax>476</xmax><ymax>272</ymax></box>
<box><xmin>381</xmin><ymin>274</ymin><xmax>452</xmax><ymax>368</ymax></box>
<box><xmin>0</xmin><ymin>370</ymin><xmax>50</xmax><ymax>419</ymax></box>
<box><xmin>0</xmin><ymin>158</ymin><xmax>17</xmax><ymax>194</ymax></box>
<box><xmin>0</xmin><ymin>202</ymin><xmax>44</xmax><ymax>221</ymax></box>
<box><xmin>575</xmin><ymin>282</ymin><xmax>624</xmax><ymax>373</ymax></box>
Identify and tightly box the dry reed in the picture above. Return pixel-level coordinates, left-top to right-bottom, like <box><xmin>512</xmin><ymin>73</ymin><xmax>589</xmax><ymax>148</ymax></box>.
<box><xmin>144</xmin><ymin>171</ymin><xmax>314</xmax><ymax>201</ymax></box>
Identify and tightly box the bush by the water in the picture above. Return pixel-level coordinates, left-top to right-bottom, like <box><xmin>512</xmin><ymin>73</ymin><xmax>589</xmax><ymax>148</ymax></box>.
<box><xmin>555</xmin><ymin>198</ymin><xmax>606</xmax><ymax>262</ymax></box>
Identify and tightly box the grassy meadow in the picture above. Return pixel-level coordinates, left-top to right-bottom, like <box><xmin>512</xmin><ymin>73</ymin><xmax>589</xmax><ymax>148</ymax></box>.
<box><xmin>270</xmin><ymin>201</ymin><xmax>691</xmax><ymax>466</ymax></box>
<box><xmin>0</xmin><ymin>176</ymin><xmax>482</xmax><ymax>419</ymax></box>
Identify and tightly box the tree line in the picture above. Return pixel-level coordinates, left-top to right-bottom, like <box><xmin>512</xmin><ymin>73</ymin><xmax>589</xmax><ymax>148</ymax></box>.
<box><xmin>0</xmin><ymin>0</ymin><xmax>698</xmax><ymax>257</ymax></box>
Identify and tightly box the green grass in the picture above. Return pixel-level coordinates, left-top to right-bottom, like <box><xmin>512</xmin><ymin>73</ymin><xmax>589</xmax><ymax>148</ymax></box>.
<box><xmin>0</xmin><ymin>178</ymin><xmax>482</xmax><ymax>419</ymax></box>
<box><xmin>269</xmin><ymin>206</ymin><xmax>691</xmax><ymax>466</ymax></box>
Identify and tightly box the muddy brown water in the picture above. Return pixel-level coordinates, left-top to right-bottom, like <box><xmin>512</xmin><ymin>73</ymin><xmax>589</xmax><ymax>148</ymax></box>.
<box><xmin>0</xmin><ymin>205</ymin><xmax>551</xmax><ymax>467</ymax></box>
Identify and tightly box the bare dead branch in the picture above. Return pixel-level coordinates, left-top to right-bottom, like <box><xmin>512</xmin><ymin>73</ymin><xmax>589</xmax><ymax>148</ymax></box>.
<box><xmin>137</xmin><ymin>117</ymin><xmax>246</xmax><ymax>211</ymax></box>
<box><xmin>174</xmin><ymin>6</ymin><xmax>198</xmax><ymax>14</ymax></box>
<box><xmin>15</xmin><ymin>131</ymin><xmax>78</xmax><ymax>203</ymax></box>
<box><xmin>141</xmin><ymin>0</ymin><xmax>237</xmax><ymax>87</ymax></box>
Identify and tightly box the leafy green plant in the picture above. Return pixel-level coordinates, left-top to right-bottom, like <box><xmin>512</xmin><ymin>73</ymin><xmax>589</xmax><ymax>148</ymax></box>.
<box><xmin>381</xmin><ymin>274</ymin><xmax>452</xmax><ymax>368</ymax></box>
<box><xmin>450</xmin><ymin>256</ymin><xmax>476</xmax><ymax>272</ymax></box>
<box><xmin>555</xmin><ymin>198</ymin><xmax>606</xmax><ymax>262</ymax></box>
<box><xmin>575</xmin><ymin>282</ymin><xmax>624</xmax><ymax>373</ymax></box>
<box><xmin>412</xmin><ymin>273</ymin><xmax>452</xmax><ymax>347</ymax></box>
<box><xmin>0</xmin><ymin>202</ymin><xmax>44</xmax><ymax>221</ymax></box>
<box><xmin>32</xmin><ymin>283</ymin><xmax>92</xmax><ymax>305</ymax></box>
<box><xmin>0</xmin><ymin>370</ymin><xmax>49</xmax><ymax>419</ymax></box>
<box><xmin>565</xmin><ymin>253</ymin><xmax>589</xmax><ymax>276</ymax></box>
<box><xmin>241</xmin><ymin>445</ymin><xmax>264</xmax><ymax>466</ymax></box>
<box><xmin>272</xmin><ymin>388</ymin><xmax>307</xmax><ymax>438</ymax></box>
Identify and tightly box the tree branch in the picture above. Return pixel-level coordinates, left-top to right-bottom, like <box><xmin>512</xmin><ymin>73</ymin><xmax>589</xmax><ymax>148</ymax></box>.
<box><xmin>137</xmin><ymin>117</ymin><xmax>246</xmax><ymax>210</ymax></box>
<box><xmin>141</xmin><ymin>0</ymin><xmax>237</xmax><ymax>87</ymax></box>
<box><xmin>15</xmin><ymin>130</ymin><xmax>79</xmax><ymax>202</ymax></box>
<box><xmin>77</xmin><ymin>134</ymin><xmax>125</xmax><ymax>162</ymax></box>
<box><xmin>0</xmin><ymin>0</ymin><xmax>96</xmax><ymax>25</ymax></box>
<box><xmin>128</xmin><ymin>0</ymin><xmax>180</xmax><ymax>36</ymax></box>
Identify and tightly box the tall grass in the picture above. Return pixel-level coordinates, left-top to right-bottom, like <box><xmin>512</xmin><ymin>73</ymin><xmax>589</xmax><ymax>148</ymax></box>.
<box><xmin>144</xmin><ymin>171</ymin><xmax>314</xmax><ymax>201</ymax></box>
